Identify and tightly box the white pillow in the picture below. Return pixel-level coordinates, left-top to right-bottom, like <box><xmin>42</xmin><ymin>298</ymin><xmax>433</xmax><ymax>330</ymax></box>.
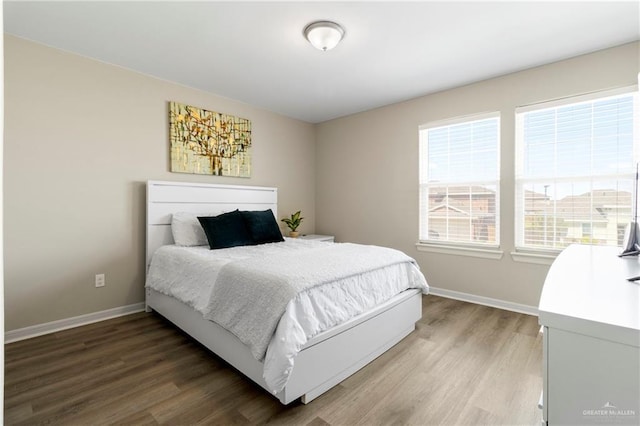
<box><xmin>171</xmin><ymin>212</ymin><xmax>209</xmax><ymax>246</ymax></box>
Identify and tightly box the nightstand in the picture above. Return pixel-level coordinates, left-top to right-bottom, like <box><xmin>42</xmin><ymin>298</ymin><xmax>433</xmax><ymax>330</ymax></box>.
<box><xmin>299</xmin><ymin>234</ymin><xmax>335</xmax><ymax>242</ymax></box>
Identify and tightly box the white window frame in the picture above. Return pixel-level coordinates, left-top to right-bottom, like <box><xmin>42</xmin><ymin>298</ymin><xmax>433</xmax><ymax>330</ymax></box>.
<box><xmin>417</xmin><ymin>112</ymin><xmax>503</xmax><ymax>260</ymax></box>
<box><xmin>513</xmin><ymin>86</ymin><xmax>639</xmax><ymax>263</ymax></box>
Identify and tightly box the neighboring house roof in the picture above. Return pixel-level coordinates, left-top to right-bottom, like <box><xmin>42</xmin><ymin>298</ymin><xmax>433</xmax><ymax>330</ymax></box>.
<box><xmin>523</xmin><ymin>189</ymin><xmax>550</xmax><ymax>213</ymax></box>
<box><xmin>590</xmin><ymin>189</ymin><xmax>631</xmax><ymax>208</ymax></box>
<box><xmin>555</xmin><ymin>200</ymin><xmax>608</xmax><ymax>223</ymax></box>
<box><xmin>428</xmin><ymin>196</ymin><xmax>494</xmax><ymax>219</ymax></box>
<box><xmin>524</xmin><ymin>189</ymin><xmax>632</xmax><ymax>223</ymax></box>
<box><xmin>427</xmin><ymin>185</ymin><xmax>495</xmax><ymax>196</ymax></box>
<box><xmin>429</xmin><ymin>187</ymin><xmax>631</xmax><ymax>223</ymax></box>
<box><xmin>428</xmin><ymin>203</ymin><xmax>469</xmax><ymax>218</ymax></box>
<box><xmin>427</xmin><ymin>186</ymin><xmax>496</xmax><ymax>217</ymax></box>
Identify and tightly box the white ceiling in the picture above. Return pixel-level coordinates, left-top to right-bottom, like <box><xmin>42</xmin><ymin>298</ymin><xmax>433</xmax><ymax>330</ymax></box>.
<box><xmin>4</xmin><ymin>1</ymin><xmax>639</xmax><ymax>123</ymax></box>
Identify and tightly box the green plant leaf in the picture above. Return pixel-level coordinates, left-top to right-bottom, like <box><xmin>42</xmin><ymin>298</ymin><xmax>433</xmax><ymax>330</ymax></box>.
<box><xmin>281</xmin><ymin>211</ymin><xmax>303</xmax><ymax>231</ymax></box>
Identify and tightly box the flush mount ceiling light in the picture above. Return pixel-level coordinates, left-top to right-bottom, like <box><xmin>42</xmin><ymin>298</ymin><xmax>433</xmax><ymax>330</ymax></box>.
<box><xmin>303</xmin><ymin>21</ymin><xmax>345</xmax><ymax>51</ymax></box>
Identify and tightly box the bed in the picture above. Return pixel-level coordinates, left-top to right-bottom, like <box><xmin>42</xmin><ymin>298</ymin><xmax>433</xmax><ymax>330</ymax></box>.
<box><xmin>145</xmin><ymin>180</ymin><xmax>428</xmax><ymax>404</ymax></box>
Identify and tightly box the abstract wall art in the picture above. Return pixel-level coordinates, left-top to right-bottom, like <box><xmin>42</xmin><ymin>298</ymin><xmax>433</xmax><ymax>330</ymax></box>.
<box><xmin>169</xmin><ymin>102</ymin><xmax>252</xmax><ymax>177</ymax></box>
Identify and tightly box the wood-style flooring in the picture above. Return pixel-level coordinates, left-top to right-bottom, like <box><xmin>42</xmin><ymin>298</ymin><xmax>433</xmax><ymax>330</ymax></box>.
<box><xmin>5</xmin><ymin>296</ymin><xmax>543</xmax><ymax>425</ymax></box>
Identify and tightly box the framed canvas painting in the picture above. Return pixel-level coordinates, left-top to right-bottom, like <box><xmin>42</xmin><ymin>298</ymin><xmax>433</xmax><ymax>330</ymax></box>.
<box><xmin>170</xmin><ymin>102</ymin><xmax>252</xmax><ymax>177</ymax></box>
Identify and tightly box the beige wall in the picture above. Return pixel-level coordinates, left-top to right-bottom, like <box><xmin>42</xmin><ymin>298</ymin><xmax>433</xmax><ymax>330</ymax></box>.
<box><xmin>5</xmin><ymin>35</ymin><xmax>639</xmax><ymax>331</ymax></box>
<box><xmin>4</xmin><ymin>36</ymin><xmax>316</xmax><ymax>331</ymax></box>
<box><xmin>316</xmin><ymin>42</ymin><xmax>639</xmax><ymax>308</ymax></box>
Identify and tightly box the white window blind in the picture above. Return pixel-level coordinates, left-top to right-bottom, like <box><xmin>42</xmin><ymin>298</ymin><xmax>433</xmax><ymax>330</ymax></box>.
<box><xmin>515</xmin><ymin>88</ymin><xmax>639</xmax><ymax>251</ymax></box>
<box><xmin>419</xmin><ymin>113</ymin><xmax>500</xmax><ymax>246</ymax></box>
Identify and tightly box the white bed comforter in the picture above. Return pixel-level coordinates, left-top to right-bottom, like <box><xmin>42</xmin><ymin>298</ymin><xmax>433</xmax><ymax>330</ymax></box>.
<box><xmin>146</xmin><ymin>238</ymin><xmax>429</xmax><ymax>393</ymax></box>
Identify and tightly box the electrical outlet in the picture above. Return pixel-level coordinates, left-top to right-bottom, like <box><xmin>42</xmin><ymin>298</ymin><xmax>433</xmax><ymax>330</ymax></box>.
<box><xmin>95</xmin><ymin>274</ymin><xmax>105</xmax><ymax>288</ymax></box>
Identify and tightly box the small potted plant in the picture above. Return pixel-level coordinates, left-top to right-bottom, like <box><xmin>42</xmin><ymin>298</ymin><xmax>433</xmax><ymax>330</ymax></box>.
<box><xmin>282</xmin><ymin>210</ymin><xmax>303</xmax><ymax>238</ymax></box>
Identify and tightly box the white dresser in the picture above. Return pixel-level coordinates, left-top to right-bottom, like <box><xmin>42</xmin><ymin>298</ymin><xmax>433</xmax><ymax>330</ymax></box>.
<box><xmin>539</xmin><ymin>244</ymin><xmax>640</xmax><ymax>425</ymax></box>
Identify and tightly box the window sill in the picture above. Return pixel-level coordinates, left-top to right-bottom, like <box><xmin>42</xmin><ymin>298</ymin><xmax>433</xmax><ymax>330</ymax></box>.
<box><xmin>510</xmin><ymin>250</ymin><xmax>559</xmax><ymax>265</ymax></box>
<box><xmin>415</xmin><ymin>243</ymin><xmax>504</xmax><ymax>260</ymax></box>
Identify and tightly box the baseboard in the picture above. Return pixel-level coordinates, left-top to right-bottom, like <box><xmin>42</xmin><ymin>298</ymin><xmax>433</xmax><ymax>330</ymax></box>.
<box><xmin>4</xmin><ymin>291</ymin><xmax>537</xmax><ymax>343</ymax></box>
<box><xmin>5</xmin><ymin>303</ymin><xmax>146</xmax><ymax>343</ymax></box>
<box><xmin>428</xmin><ymin>287</ymin><xmax>538</xmax><ymax>316</ymax></box>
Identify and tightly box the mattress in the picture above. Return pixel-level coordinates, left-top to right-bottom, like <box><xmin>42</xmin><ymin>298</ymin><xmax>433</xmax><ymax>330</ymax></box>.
<box><xmin>146</xmin><ymin>238</ymin><xmax>428</xmax><ymax>392</ymax></box>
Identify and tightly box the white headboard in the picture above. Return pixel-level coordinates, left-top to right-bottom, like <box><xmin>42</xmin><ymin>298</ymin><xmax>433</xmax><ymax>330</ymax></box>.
<box><xmin>146</xmin><ymin>180</ymin><xmax>278</xmax><ymax>267</ymax></box>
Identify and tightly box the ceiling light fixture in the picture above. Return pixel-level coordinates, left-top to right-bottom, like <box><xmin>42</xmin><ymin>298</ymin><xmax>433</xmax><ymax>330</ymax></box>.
<box><xmin>303</xmin><ymin>21</ymin><xmax>345</xmax><ymax>51</ymax></box>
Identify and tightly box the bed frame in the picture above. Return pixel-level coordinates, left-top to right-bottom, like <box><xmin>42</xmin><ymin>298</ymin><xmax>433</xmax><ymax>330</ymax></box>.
<box><xmin>146</xmin><ymin>180</ymin><xmax>423</xmax><ymax>404</ymax></box>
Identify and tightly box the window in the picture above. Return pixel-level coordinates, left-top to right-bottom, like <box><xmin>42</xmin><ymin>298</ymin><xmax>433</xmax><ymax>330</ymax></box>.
<box><xmin>419</xmin><ymin>113</ymin><xmax>500</xmax><ymax>247</ymax></box>
<box><xmin>515</xmin><ymin>88</ymin><xmax>639</xmax><ymax>251</ymax></box>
